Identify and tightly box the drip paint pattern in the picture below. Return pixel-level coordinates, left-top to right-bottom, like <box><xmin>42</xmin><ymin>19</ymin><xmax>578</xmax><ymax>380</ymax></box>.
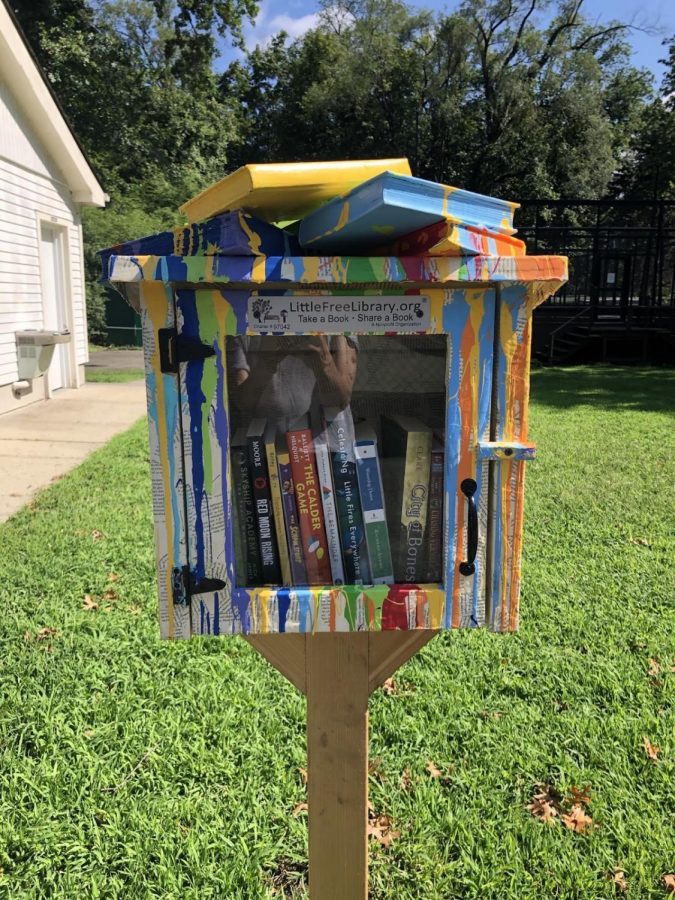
<box><xmin>107</xmin><ymin>254</ymin><xmax>566</xmax><ymax>639</ymax></box>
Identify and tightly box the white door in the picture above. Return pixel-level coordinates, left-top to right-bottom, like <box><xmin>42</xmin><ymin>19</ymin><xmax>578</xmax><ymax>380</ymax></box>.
<box><xmin>40</xmin><ymin>224</ymin><xmax>70</xmax><ymax>391</ymax></box>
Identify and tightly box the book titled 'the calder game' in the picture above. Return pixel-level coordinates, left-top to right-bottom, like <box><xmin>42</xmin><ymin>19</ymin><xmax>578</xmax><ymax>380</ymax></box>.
<box><xmin>287</xmin><ymin>421</ymin><xmax>332</xmax><ymax>584</ymax></box>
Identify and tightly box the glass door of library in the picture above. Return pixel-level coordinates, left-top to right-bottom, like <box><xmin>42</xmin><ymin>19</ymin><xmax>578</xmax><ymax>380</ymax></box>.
<box><xmin>171</xmin><ymin>287</ymin><xmax>496</xmax><ymax>634</ymax></box>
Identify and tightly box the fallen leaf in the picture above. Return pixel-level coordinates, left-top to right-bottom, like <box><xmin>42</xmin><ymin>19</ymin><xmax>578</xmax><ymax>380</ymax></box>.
<box><xmin>643</xmin><ymin>736</ymin><xmax>661</xmax><ymax>762</ymax></box>
<box><xmin>611</xmin><ymin>868</ymin><xmax>628</xmax><ymax>892</ymax></box>
<box><xmin>562</xmin><ymin>804</ymin><xmax>595</xmax><ymax>833</ymax></box>
<box><xmin>82</xmin><ymin>594</ymin><xmax>99</xmax><ymax>611</ymax></box>
<box><xmin>527</xmin><ymin>784</ymin><xmax>563</xmax><ymax>823</ymax></box>
<box><xmin>102</xmin><ymin>589</ymin><xmax>118</xmax><ymax>601</ymax></box>
<box><xmin>36</xmin><ymin>627</ymin><xmax>59</xmax><ymax>640</ymax></box>
<box><xmin>381</xmin><ymin>677</ymin><xmax>397</xmax><ymax>696</ymax></box>
<box><xmin>107</xmin><ymin>572</ymin><xmax>120</xmax><ymax>582</ymax></box>
<box><xmin>662</xmin><ymin>874</ymin><xmax>675</xmax><ymax>893</ymax></box>
<box><xmin>649</xmin><ymin>657</ymin><xmax>661</xmax><ymax>677</ymax></box>
<box><xmin>629</xmin><ymin>536</ymin><xmax>651</xmax><ymax>547</ymax></box>
<box><xmin>426</xmin><ymin>761</ymin><xmax>442</xmax><ymax>778</ymax></box>
<box><xmin>292</xmin><ymin>802</ymin><xmax>308</xmax><ymax>817</ymax></box>
<box><xmin>367</xmin><ymin>810</ymin><xmax>400</xmax><ymax>847</ymax></box>
<box><xmin>298</xmin><ymin>767</ymin><xmax>307</xmax><ymax>785</ymax></box>
<box><xmin>91</xmin><ymin>529</ymin><xmax>105</xmax><ymax>540</ymax></box>
<box><xmin>399</xmin><ymin>768</ymin><xmax>413</xmax><ymax>792</ymax></box>
<box><xmin>527</xmin><ymin>796</ymin><xmax>558</xmax><ymax>823</ymax></box>
<box><xmin>568</xmin><ymin>784</ymin><xmax>592</xmax><ymax>808</ymax></box>
<box><xmin>83</xmin><ymin>729</ymin><xmax>95</xmax><ymax>739</ymax></box>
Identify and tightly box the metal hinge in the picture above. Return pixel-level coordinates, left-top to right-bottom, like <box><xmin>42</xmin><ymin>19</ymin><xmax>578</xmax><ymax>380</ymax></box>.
<box><xmin>158</xmin><ymin>328</ymin><xmax>216</xmax><ymax>374</ymax></box>
<box><xmin>171</xmin><ymin>566</ymin><xmax>227</xmax><ymax>606</ymax></box>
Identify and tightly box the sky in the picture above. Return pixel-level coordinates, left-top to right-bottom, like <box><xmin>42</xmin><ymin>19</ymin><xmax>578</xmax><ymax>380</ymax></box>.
<box><xmin>220</xmin><ymin>0</ymin><xmax>674</xmax><ymax>85</ymax></box>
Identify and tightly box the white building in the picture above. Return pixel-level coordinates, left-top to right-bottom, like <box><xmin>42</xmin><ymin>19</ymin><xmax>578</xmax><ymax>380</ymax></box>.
<box><xmin>0</xmin><ymin>0</ymin><xmax>106</xmax><ymax>415</ymax></box>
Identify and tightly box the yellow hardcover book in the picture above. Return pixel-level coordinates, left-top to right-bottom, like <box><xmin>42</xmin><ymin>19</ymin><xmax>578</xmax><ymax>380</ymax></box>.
<box><xmin>264</xmin><ymin>423</ymin><xmax>293</xmax><ymax>586</ymax></box>
<box><xmin>180</xmin><ymin>158</ymin><xmax>412</xmax><ymax>224</ymax></box>
<box><xmin>381</xmin><ymin>415</ymin><xmax>432</xmax><ymax>583</ymax></box>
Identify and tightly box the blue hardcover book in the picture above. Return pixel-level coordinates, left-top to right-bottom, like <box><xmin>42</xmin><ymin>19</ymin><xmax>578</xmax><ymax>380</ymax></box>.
<box><xmin>298</xmin><ymin>172</ymin><xmax>518</xmax><ymax>252</ymax></box>
<box><xmin>354</xmin><ymin>423</ymin><xmax>394</xmax><ymax>585</ymax></box>
<box><xmin>323</xmin><ymin>406</ymin><xmax>371</xmax><ymax>585</ymax></box>
<box><xmin>100</xmin><ymin>210</ymin><xmax>300</xmax><ymax>274</ymax></box>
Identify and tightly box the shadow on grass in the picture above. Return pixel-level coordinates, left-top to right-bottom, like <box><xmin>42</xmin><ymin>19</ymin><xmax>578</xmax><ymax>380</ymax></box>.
<box><xmin>530</xmin><ymin>365</ymin><xmax>675</xmax><ymax>413</ymax></box>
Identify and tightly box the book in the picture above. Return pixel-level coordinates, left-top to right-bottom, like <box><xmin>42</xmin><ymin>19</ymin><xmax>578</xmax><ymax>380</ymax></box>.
<box><xmin>264</xmin><ymin>423</ymin><xmax>292</xmax><ymax>586</ymax></box>
<box><xmin>276</xmin><ymin>437</ymin><xmax>308</xmax><ymax>585</ymax></box>
<box><xmin>323</xmin><ymin>406</ymin><xmax>371</xmax><ymax>584</ymax></box>
<box><xmin>353</xmin><ymin>423</ymin><xmax>394</xmax><ymax>584</ymax></box>
<box><xmin>230</xmin><ymin>427</ymin><xmax>263</xmax><ymax>586</ymax></box>
<box><xmin>426</xmin><ymin>436</ymin><xmax>445</xmax><ymax>582</ymax></box>
<box><xmin>376</xmin><ymin>218</ymin><xmax>526</xmax><ymax>258</ymax></box>
<box><xmin>98</xmin><ymin>210</ymin><xmax>301</xmax><ymax>274</ymax></box>
<box><xmin>286</xmin><ymin>421</ymin><xmax>332</xmax><ymax>584</ymax></box>
<box><xmin>298</xmin><ymin>172</ymin><xmax>519</xmax><ymax>252</ymax></box>
<box><xmin>381</xmin><ymin>415</ymin><xmax>433</xmax><ymax>583</ymax></box>
<box><xmin>179</xmin><ymin>159</ymin><xmax>413</xmax><ymax>224</ymax></box>
<box><xmin>247</xmin><ymin>418</ymin><xmax>282</xmax><ymax>584</ymax></box>
<box><xmin>312</xmin><ymin>415</ymin><xmax>346</xmax><ymax>585</ymax></box>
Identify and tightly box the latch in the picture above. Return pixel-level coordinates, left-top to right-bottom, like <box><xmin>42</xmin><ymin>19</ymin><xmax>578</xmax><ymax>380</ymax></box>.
<box><xmin>476</xmin><ymin>441</ymin><xmax>537</xmax><ymax>461</ymax></box>
<box><xmin>158</xmin><ymin>328</ymin><xmax>216</xmax><ymax>374</ymax></box>
<box><xmin>171</xmin><ymin>565</ymin><xmax>227</xmax><ymax>605</ymax></box>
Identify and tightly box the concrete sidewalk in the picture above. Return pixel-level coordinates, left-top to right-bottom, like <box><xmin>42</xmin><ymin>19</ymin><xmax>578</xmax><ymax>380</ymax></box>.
<box><xmin>0</xmin><ymin>381</ymin><xmax>146</xmax><ymax>522</ymax></box>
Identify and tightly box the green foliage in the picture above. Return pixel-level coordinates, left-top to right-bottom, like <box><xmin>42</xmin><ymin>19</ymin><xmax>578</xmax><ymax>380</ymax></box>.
<box><xmin>0</xmin><ymin>368</ymin><xmax>674</xmax><ymax>896</ymax></box>
<box><xmin>223</xmin><ymin>0</ymin><xmax>656</xmax><ymax>200</ymax></box>
<box><xmin>615</xmin><ymin>37</ymin><xmax>675</xmax><ymax>202</ymax></box>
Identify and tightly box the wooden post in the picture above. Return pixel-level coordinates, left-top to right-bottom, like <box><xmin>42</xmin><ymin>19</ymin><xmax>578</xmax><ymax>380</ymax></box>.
<box><xmin>307</xmin><ymin>634</ymin><xmax>369</xmax><ymax>899</ymax></box>
<box><xmin>246</xmin><ymin>630</ymin><xmax>437</xmax><ymax>898</ymax></box>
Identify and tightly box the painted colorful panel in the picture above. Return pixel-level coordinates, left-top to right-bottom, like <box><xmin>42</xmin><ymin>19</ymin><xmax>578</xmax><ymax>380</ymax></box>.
<box><xmin>107</xmin><ymin>252</ymin><xmax>566</xmax><ymax>639</ymax></box>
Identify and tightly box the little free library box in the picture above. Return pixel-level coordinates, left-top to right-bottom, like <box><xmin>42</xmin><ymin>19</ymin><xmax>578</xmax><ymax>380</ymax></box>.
<box><xmin>101</xmin><ymin>161</ymin><xmax>568</xmax><ymax>642</ymax></box>
<box><xmin>103</xmin><ymin>161</ymin><xmax>568</xmax><ymax>898</ymax></box>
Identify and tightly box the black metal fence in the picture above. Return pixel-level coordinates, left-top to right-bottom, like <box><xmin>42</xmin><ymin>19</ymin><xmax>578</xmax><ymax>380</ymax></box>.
<box><xmin>517</xmin><ymin>200</ymin><xmax>675</xmax><ymax>317</ymax></box>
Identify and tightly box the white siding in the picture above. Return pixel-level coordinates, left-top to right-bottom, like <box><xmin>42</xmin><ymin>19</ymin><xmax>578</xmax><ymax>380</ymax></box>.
<box><xmin>0</xmin><ymin>78</ymin><xmax>88</xmax><ymax>391</ymax></box>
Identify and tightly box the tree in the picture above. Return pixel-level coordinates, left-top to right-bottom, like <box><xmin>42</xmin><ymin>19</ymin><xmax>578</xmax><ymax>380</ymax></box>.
<box><xmin>615</xmin><ymin>36</ymin><xmax>675</xmax><ymax>201</ymax></box>
<box><xmin>11</xmin><ymin>0</ymin><xmax>256</xmax><ymax>338</ymax></box>
<box><xmin>224</xmin><ymin>0</ymin><xmax>651</xmax><ymax>203</ymax></box>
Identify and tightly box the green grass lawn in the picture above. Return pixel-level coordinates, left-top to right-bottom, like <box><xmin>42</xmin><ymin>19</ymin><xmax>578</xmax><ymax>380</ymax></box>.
<box><xmin>1</xmin><ymin>366</ymin><xmax>673</xmax><ymax>898</ymax></box>
<box><xmin>85</xmin><ymin>368</ymin><xmax>145</xmax><ymax>383</ymax></box>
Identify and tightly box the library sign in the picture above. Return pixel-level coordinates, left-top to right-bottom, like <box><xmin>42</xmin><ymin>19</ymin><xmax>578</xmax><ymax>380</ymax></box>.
<box><xmin>248</xmin><ymin>295</ymin><xmax>431</xmax><ymax>333</ymax></box>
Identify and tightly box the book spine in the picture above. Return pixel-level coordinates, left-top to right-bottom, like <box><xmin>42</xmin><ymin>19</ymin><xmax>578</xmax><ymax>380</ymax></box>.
<box><xmin>330</xmin><ymin>450</ymin><xmax>371</xmax><ymax>584</ymax></box>
<box><xmin>248</xmin><ymin>434</ymin><xmax>281</xmax><ymax>584</ymax></box>
<box><xmin>287</xmin><ymin>429</ymin><xmax>332</xmax><ymax>584</ymax></box>
<box><xmin>426</xmin><ymin>446</ymin><xmax>444</xmax><ymax>582</ymax></box>
<box><xmin>230</xmin><ymin>445</ymin><xmax>262</xmax><ymax>585</ymax></box>
<box><xmin>398</xmin><ymin>432</ymin><xmax>432</xmax><ymax>582</ymax></box>
<box><xmin>277</xmin><ymin>451</ymin><xmax>308</xmax><ymax>585</ymax></box>
<box><xmin>314</xmin><ymin>438</ymin><xmax>345</xmax><ymax>584</ymax></box>
<box><xmin>354</xmin><ymin>441</ymin><xmax>394</xmax><ymax>584</ymax></box>
<box><xmin>265</xmin><ymin>439</ymin><xmax>293</xmax><ymax>586</ymax></box>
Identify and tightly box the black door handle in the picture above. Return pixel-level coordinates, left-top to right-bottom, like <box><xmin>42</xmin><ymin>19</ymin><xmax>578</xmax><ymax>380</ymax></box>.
<box><xmin>459</xmin><ymin>478</ymin><xmax>478</xmax><ymax>576</ymax></box>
